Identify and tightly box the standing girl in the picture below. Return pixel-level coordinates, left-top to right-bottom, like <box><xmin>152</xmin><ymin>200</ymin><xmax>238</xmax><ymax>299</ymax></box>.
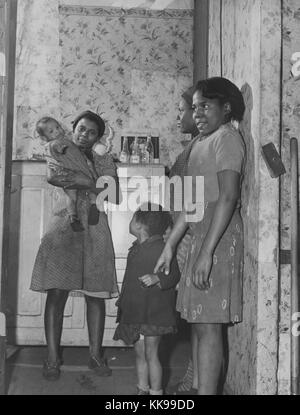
<box><xmin>114</xmin><ymin>204</ymin><xmax>180</xmax><ymax>395</ymax></box>
<box><xmin>155</xmin><ymin>77</ymin><xmax>246</xmax><ymax>395</ymax></box>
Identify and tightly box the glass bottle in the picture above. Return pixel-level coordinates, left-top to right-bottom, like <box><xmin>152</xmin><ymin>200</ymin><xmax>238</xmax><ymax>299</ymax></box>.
<box><xmin>130</xmin><ymin>136</ymin><xmax>141</xmax><ymax>164</ymax></box>
<box><xmin>140</xmin><ymin>142</ymin><xmax>147</xmax><ymax>164</ymax></box>
<box><xmin>144</xmin><ymin>135</ymin><xmax>154</xmax><ymax>164</ymax></box>
<box><xmin>119</xmin><ymin>136</ymin><xmax>129</xmax><ymax>163</ymax></box>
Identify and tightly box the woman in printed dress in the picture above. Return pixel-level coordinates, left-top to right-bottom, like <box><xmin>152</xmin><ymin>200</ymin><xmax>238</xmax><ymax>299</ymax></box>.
<box><xmin>31</xmin><ymin>110</ymin><xmax>120</xmax><ymax>381</ymax></box>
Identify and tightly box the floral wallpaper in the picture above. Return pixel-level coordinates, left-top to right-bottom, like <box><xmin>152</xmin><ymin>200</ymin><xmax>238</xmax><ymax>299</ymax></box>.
<box><xmin>278</xmin><ymin>0</ymin><xmax>300</xmax><ymax>395</ymax></box>
<box><xmin>13</xmin><ymin>0</ymin><xmax>61</xmax><ymax>160</ymax></box>
<box><xmin>58</xmin><ymin>5</ymin><xmax>193</xmax><ymax>166</ymax></box>
<box><xmin>13</xmin><ymin>1</ymin><xmax>193</xmax><ymax>165</ymax></box>
<box><xmin>208</xmin><ymin>0</ymin><xmax>282</xmax><ymax>395</ymax></box>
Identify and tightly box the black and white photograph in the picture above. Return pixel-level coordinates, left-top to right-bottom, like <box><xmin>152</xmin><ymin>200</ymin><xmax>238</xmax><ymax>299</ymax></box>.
<box><xmin>0</xmin><ymin>0</ymin><xmax>299</xmax><ymax>397</ymax></box>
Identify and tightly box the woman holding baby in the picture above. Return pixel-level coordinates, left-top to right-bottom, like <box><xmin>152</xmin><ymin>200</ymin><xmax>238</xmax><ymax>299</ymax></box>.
<box><xmin>30</xmin><ymin>110</ymin><xmax>120</xmax><ymax>381</ymax></box>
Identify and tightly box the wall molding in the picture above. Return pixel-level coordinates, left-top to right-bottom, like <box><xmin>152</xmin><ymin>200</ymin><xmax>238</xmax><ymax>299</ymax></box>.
<box><xmin>58</xmin><ymin>5</ymin><xmax>193</xmax><ymax>19</ymax></box>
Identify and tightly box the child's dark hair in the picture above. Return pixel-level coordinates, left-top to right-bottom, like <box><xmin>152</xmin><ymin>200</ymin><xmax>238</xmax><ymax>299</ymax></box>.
<box><xmin>36</xmin><ymin>116</ymin><xmax>60</xmax><ymax>138</ymax></box>
<box><xmin>135</xmin><ymin>203</ymin><xmax>173</xmax><ymax>237</ymax></box>
<box><xmin>194</xmin><ymin>77</ymin><xmax>245</xmax><ymax>122</ymax></box>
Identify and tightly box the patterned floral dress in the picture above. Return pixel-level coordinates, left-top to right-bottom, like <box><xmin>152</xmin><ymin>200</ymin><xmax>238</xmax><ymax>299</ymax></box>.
<box><xmin>176</xmin><ymin>123</ymin><xmax>245</xmax><ymax>324</ymax></box>
<box><xmin>30</xmin><ymin>151</ymin><xmax>118</xmax><ymax>299</ymax></box>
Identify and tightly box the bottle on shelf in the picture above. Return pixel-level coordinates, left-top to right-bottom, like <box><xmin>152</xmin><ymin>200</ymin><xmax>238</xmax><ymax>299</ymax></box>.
<box><xmin>119</xmin><ymin>136</ymin><xmax>130</xmax><ymax>163</ymax></box>
<box><xmin>130</xmin><ymin>136</ymin><xmax>141</xmax><ymax>164</ymax></box>
<box><xmin>140</xmin><ymin>142</ymin><xmax>147</xmax><ymax>164</ymax></box>
<box><xmin>144</xmin><ymin>135</ymin><xmax>154</xmax><ymax>164</ymax></box>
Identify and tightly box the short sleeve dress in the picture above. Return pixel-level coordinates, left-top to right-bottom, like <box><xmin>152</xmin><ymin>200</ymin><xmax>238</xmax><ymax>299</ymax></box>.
<box><xmin>176</xmin><ymin>123</ymin><xmax>245</xmax><ymax>323</ymax></box>
<box><xmin>30</xmin><ymin>151</ymin><xmax>119</xmax><ymax>299</ymax></box>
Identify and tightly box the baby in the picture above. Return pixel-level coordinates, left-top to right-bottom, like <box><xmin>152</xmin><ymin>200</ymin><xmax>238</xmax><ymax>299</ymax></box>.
<box><xmin>36</xmin><ymin>116</ymin><xmax>99</xmax><ymax>232</ymax></box>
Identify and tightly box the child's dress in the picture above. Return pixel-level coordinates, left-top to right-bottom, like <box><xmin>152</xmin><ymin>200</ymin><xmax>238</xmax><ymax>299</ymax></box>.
<box><xmin>176</xmin><ymin>123</ymin><xmax>245</xmax><ymax>324</ymax></box>
<box><xmin>113</xmin><ymin>235</ymin><xmax>180</xmax><ymax>345</ymax></box>
<box><xmin>45</xmin><ymin>138</ymin><xmax>98</xmax><ymax>182</ymax></box>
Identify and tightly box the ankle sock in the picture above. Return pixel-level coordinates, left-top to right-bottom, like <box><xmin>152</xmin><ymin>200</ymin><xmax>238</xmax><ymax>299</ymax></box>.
<box><xmin>137</xmin><ymin>384</ymin><xmax>149</xmax><ymax>392</ymax></box>
<box><xmin>149</xmin><ymin>389</ymin><xmax>163</xmax><ymax>395</ymax></box>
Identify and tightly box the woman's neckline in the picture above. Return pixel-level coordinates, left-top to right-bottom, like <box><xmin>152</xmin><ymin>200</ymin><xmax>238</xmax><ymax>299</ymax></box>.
<box><xmin>197</xmin><ymin>122</ymin><xmax>234</xmax><ymax>142</ymax></box>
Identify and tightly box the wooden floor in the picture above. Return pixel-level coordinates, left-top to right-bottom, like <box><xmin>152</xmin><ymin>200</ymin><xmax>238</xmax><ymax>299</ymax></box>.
<box><xmin>5</xmin><ymin>336</ymin><xmax>189</xmax><ymax>395</ymax></box>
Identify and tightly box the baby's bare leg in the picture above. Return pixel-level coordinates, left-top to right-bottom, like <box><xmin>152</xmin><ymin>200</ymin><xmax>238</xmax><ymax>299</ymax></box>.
<box><xmin>64</xmin><ymin>189</ymin><xmax>77</xmax><ymax>216</ymax></box>
<box><xmin>64</xmin><ymin>189</ymin><xmax>84</xmax><ymax>232</ymax></box>
<box><xmin>87</xmin><ymin>192</ymin><xmax>100</xmax><ymax>226</ymax></box>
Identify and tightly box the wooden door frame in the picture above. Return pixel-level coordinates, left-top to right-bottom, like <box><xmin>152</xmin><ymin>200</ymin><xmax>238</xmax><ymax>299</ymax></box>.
<box><xmin>193</xmin><ymin>0</ymin><xmax>209</xmax><ymax>83</ymax></box>
<box><xmin>0</xmin><ymin>0</ymin><xmax>18</xmax><ymax>395</ymax></box>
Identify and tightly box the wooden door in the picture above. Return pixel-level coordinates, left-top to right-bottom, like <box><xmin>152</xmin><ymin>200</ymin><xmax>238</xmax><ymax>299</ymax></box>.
<box><xmin>0</xmin><ymin>0</ymin><xmax>17</xmax><ymax>395</ymax></box>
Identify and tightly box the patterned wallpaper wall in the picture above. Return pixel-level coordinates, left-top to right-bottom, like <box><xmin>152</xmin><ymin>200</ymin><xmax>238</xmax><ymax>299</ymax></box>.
<box><xmin>13</xmin><ymin>0</ymin><xmax>193</xmax><ymax>166</ymax></box>
<box><xmin>59</xmin><ymin>5</ymin><xmax>193</xmax><ymax>165</ymax></box>
<box><xmin>14</xmin><ymin>0</ymin><xmax>60</xmax><ymax>160</ymax></box>
<box><xmin>278</xmin><ymin>0</ymin><xmax>300</xmax><ymax>395</ymax></box>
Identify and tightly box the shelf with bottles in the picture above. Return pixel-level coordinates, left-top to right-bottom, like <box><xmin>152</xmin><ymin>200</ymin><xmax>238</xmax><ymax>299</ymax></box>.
<box><xmin>119</xmin><ymin>132</ymin><xmax>160</xmax><ymax>165</ymax></box>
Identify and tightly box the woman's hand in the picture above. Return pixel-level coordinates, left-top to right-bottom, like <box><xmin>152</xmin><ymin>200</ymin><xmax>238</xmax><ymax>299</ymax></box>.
<box><xmin>153</xmin><ymin>243</ymin><xmax>174</xmax><ymax>275</ymax></box>
<box><xmin>138</xmin><ymin>274</ymin><xmax>160</xmax><ymax>288</ymax></box>
<box><xmin>62</xmin><ymin>172</ymin><xmax>94</xmax><ymax>190</ymax></box>
<box><xmin>192</xmin><ymin>249</ymin><xmax>213</xmax><ymax>290</ymax></box>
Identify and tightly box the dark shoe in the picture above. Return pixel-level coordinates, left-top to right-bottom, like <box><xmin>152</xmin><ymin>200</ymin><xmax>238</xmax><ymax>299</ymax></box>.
<box><xmin>137</xmin><ymin>386</ymin><xmax>149</xmax><ymax>395</ymax></box>
<box><xmin>88</xmin><ymin>204</ymin><xmax>100</xmax><ymax>225</ymax></box>
<box><xmin>88</xmin><ymin>356</ymin><xmax>112</xmax><ymax>377</ymax></box>
<box><xmin>69</xmin><ymin>215</ymin><xmax>84</xmax><ymax>232</ymax></box>
<box><xmin>42</xmin><ymin>360</ymin><xmax>61</xmax><ymax>381</ymax></box>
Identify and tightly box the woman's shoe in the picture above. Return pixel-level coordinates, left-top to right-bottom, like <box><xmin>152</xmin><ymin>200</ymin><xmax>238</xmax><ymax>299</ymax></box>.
<box><xmin>42</xmin><ymin>360</ymin><xmax>61</xmax><ymax>381</ymax></box>
<box><xmin>88</xmin><ymin>356</ymin><xmax>112</xmax><ymax>377</ymax></box>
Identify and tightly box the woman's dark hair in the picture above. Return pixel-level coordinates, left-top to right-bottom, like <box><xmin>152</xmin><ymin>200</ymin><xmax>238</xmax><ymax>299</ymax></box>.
<box><xmin>135</xmin><ymin>203</ymin><xmax>173</xmax><ymax>237</ymax></box>
<box><xmin>36</xmin><ymin>116</ymin><xmax>61</xmax><ymax>138</ymax></box>
<box><xmin>181</xmin><ymin>86</ymin><xmax>194</xmax><ymax>107</ymax></box>
<box><xmin>72</xmin><ymin>110</ymin><xmax>106</xmax><ymax>137</ymax></box>
<box><xmin>194</xmin><ymin>77</ymin><xmax>245</xmax><ymax>122</ymax></box>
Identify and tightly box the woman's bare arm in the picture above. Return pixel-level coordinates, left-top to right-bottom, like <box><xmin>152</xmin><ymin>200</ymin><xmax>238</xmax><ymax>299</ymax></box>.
<box><xmin>192</xmin><ymin>169</ymin><xmax>240</xmax><ymax>290</ymax></box>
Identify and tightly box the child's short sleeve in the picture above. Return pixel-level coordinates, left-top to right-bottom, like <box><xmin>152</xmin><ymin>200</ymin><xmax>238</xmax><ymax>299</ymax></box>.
<box><xmin>213</xmin><ymin>130</ymin><xmax>245</xmax><ymax>174</ymax></box>
<box><xmin>47</xmin><ymin>140</ymin><xmax>68</xmax><ymax>159</ymax></box>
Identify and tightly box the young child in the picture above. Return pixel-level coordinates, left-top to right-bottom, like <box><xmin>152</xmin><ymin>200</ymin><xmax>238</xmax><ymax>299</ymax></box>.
<box><xmin>155</xmin><ymin>77</ymin><xmax>246</xmax><ymax>395</ymax></box>
<box><xmin>113</xmin><ymin>203</ymin><xmax>180</xmax><ymax>396</ymax></box>
<box><xmin>36</xmin><ymin>116</ymin><xmax>100</xmax><ymax>232</ymax></box>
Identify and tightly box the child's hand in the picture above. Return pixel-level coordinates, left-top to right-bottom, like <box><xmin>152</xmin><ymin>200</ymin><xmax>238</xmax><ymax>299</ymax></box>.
<box><xmin>139</xmin><ymin>274</ymin><xmax>160</xmax><ymax>288</ymax></box>
<box><xmin>192</xmin><ymin>249</ymin><xmax>213</xmax><ymax>290</ymax></box>
<box><xmin>153</xmin><ymin>243</ymin><xmax>173</xmax><ymax>275</ymax></box>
